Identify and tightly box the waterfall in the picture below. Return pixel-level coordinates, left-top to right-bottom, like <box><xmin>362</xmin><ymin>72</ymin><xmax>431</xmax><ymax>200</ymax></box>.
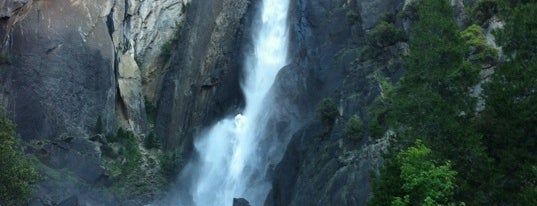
<box><xmin>176</xmin><ymin>0</ymin><xmax>290</xmax><ymax>205</ymax></box>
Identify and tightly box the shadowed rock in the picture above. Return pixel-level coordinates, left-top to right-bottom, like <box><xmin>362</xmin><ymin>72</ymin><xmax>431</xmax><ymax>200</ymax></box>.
<box><xmin>233</xmin><ymin>198</ymin><xmax>251</xmax><ymax>206</ymax></box>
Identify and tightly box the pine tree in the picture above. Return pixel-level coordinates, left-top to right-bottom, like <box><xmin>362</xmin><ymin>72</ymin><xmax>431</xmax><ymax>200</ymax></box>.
<box><xmin>373</xmin><ymin>0</ymin><xmax>490</xmax><ymax>203</ymax></box>
<box><xmin>478</xmin><ymin>1</ymin><xmax>537</xmax><ymax>203</ymax></box>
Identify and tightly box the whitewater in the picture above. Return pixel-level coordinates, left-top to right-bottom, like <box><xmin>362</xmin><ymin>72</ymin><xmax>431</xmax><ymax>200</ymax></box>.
<box><xmin>175</xmin><ymin>0</ymin><xmax>291</xmax><ymax>205</ymax></box>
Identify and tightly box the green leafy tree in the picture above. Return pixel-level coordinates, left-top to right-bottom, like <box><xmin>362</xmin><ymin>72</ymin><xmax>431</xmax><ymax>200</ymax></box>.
<box><xmin>366</xmin><ymin>21</ymin><xmax>405</xmax><ymax>48</ymax></box>
<box><xmin>344</xmin><ymin>115</ymin><xmax>363</xmax><ymax>141</ymax></box>
<box><xmin>461</xmin><ymin>24</ymin><xmax>498</xmax><ymax>63</ymax></box>
<box><xmin>159</xmin><ymin>151</ymin><xmax>181</xmax><ymax>180</ymax></box>
<box><xmin>144</xmin><ymin>131</ymin><xmax>160</xmax><ymax>149</ymax></box>
<box><xmin>370</xmin><ymin>141</ymin><xmax>460</xmax><ymax>206</ymax></box>
<box><xmin>0</xmin><ymin>109</ymin><xmax>40</xmax><ymax>205</ymax></box>
<box><xmin>315</xmin><ymin>98</ymin><xmax>339</xmax><ymax>128</ymax></box>
<box><xmin>393</xmin><ymin>141</ymin><xmax>458</xmax><ymax>206</ymax></box>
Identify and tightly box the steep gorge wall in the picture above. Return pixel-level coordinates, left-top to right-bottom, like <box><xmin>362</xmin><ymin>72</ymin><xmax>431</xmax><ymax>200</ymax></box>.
<box><xmin>265</xmin><ymin>0</ymin><xmax>405</xmax><ymax>205</ymax></box>
<box><xmin>155</xmin><ymin>0</ymin><xmax>252</xmax><ymax>156</ymax></box>
<box><xmin>0</xmin><ymin>0</ymin><xmax>252</xmax><ymax>204</ymax></box>
<box><xmin>0</xmin><ymin>0</ymin><xmax>191</xmax><ymax>139</ymax></box>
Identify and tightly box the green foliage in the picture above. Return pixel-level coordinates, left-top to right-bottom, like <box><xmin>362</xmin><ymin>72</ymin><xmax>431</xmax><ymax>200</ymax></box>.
<box><xmin>144</xmin><ymin>132</ymin><xmax>160</xmax><ymax>149</ymax></box>
<box><xmin>159</xmin><ymin>151</ymin><xmax>181</xmax><ymax>180</ymax></box>
<box><xmin>371</xmin><ymin>0</ymin><xmax>490</xmax><ymax>204</ymax></box>
<box><xmin>496</xmin><ymin>2</ymin><xmax>537</xmax><ymax>61</ymax></box>
<box><xmin>144</xmin><ymin>97</ymin><xmax>157</xmax><ymax>124</ymax></box>
<box><xmin>160</xmin><ymin>41</ymin><xmax>174</xmax><ymax>59</ymax></box>
<box><xmin>0</xmin><ymin>55</ymin><xmax>11</xmax><ymax>65</ymax></box>
<box><xmin>344</xmin><ymin>116</ymin><xmax>363</xmax><ymax>141</ymax></box>
<box><xmin>94</xmin><ymin>115</ymin><xmax>104</xmax><ymax>134</ymax></box>
<box><xmin>315</xmin><ymin>98</ymin><xmax>339</xmax><ymax>128</ymax></box>
<box><xmin>461</xmin><ymin>24</ymin><xmax>498</xmax><ymax>62</ymax></box>
<box><xmin>102</xmin><ymin>128</ymin><xmax>139</xmax><ymax>161</ymax></box>
<box><xmin>399</xmin><ymin>0</ymin><xmax>420</xmax><ymax>20</ymax></box>
<box><xmin>160</xmin><ymin>23</ymin><xmax>184</xmax><ymax>59</ymax></box>
<box><xmin>370</xmin><ymin>141</ymin><xmax>460</xmax><ymax>206</ymax></box>
<box><xmin>369</xmin><ymin>154</ymin><xmax>405</xmax><ymax>206</ymax></box>
<box><xmin>366</xmin><ymin>21</ymin><xmax>405</xmax><ymax>48</ymax></box>
<box><xmin>370</xmin><ymin>1</ymin><xmax>537</xmax><ymax>205</ymax></box>
<box><xmin>381</xmin><ymin>13</ymin><xmax>397</xmax><ymax>23</ymax></box>
<box><xmin>369</xmin><ymin>118</ymin><xmax>384</xmax><ymax>138</ymax></box>
<box><xmin>346</xmin><ymin>10</ymin><xmax>361</xmax><ymax>25</ymax></box>
<box><xmin>477</xmin><ymin>2</ymin><xmax>537</xmax><ymax>200</ymax></box>
<box><xmin>472</xmin><ymin>0</ymin><xmax>499</xmax><ymax>24</ymax></box>
<box><xmin>0</xmin><ymin>109</ymin><xmax>40</xmax><ymax>205</ymax></box>
<box><xmin>394</xmin><ymin>141</ymin><xmax>458</xmax><ymax>206</ymax></box>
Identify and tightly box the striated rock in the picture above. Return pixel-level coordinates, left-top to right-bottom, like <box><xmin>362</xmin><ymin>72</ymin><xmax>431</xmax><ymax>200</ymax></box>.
<box><xmin>104</xmin><ymin>0</ymin><xmax>188</xmax><ymax>134</ymax></box>
<box><xmin>0</xmin><ymin>0</ymin><xmax>116</xmax><ymax>140</ymax></box>
<box><xmin>110</xmin><ymin>0</ymin><xmax>188</xmax><ymax>103</ymax></box>
<box><xmin>117</xmin><ymin>52</ymin><xmax>146</xmax><ymax>133</ymax></box>
<box><xmin>0</xmin><ymin>0</ymin><xmax>30</xmax><ymax>18</ymax></box>
<box><xmin>156</xmin><ymin>0</ymin><xmax>251</xmax><ymax>154</ymax></box>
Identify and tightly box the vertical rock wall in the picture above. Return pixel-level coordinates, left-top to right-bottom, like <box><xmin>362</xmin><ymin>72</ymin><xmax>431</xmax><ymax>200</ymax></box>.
<box><xmin>155</xmin><ymin>0</ymin><xmax>252</xmax><ymax>155</ymax></box>
<box><xmin>0</xmin><ymin>0</ymin><xmax>191</xmax><ymax>138</ymax></box>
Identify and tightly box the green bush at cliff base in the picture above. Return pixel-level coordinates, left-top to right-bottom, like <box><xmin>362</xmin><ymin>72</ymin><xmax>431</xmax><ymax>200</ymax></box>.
<box><xmin>0</xmin><ymin>109</ymin><xmax>40</xmax><ymax>205</ymax></box>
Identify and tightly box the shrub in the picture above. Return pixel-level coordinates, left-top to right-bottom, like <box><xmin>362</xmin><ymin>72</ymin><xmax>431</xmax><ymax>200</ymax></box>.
<box><xmin>159</xmin><ymin>151</ymin><xmax>181</xmax><ymax>180</ymax></box>
<box><xmin>344</xmin><ymin>116</ymin><xmax>363</xmax><ymax>141</ymax></box>
<box><xmin>366</xmin><ymin>21</ymin><xmax>405</xmax><ymax>48</ymax></box>
<box><xmin>160</xmin><ymin>41</ymin><xmax>174</xmax><ymax>59</ymax></box>
<box><xmin>160</xmin><ymin>23</ymin><xmax>183</xmax><ymax>59</ymax></box>
<box><xmin>369</xmin><ymin>118</ymin><xmax>384</xmax><ymax>138</ymax></box>
<box><xmin>144</xmin><ymin>132</ymin><xmax>160</xmax><ymax>149</ymax></box>
<box><xmin>0</xmin><ymin>108</ymin><xmax>40</xmax><ymax>205</ymax></box>
<box><xmin>461</xmin><ymin>24</ymin><xmax>498</xmax><ymax>62</ymax></box>
<box><xmin>0</xmin><ymin>55</ymin><xmax>11</xmax><ymax>65</ymax></box>
<box><xmin>472</xmin><ymin>0</ymin><xmax>498</xmax><ymax>25</ymax></box>
<box><xmin>346</xmin><ymin>10</ymin><xmax>361</xmax><ymax>25</ymax></box>
<box><xmin>316</xmin><ymin>98</ymin><xmax>339</xmax><ymax>127</ymax></box>
<box><xmin>144</xmin><ymin>97</ymin><xmax>156</xmax><ymax>124</ymax></box>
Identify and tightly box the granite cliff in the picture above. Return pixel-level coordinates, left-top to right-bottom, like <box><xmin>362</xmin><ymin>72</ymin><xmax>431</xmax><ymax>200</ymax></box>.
<box><xmin>0</xmin><ymin>0</ymin><xmax>490</xmax><ymax>205</ymax></box>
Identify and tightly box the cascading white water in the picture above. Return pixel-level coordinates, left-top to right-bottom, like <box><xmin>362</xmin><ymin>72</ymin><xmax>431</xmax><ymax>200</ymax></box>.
<box><xmin>177</xmin><ymin>0</ymin><xmax>290</xmax><ymax>205</ymax></box>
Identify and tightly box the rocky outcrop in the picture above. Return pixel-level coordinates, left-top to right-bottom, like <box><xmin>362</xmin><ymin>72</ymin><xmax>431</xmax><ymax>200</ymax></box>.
<box><xmin>105</xmin><ymin>0</ymin><xmax>189</xmax><ymax>134</ymax></box>
<box><xmin>155</xmin><ymin>0</ymin><xmax>252</xmax><ymax>154</ymax></box>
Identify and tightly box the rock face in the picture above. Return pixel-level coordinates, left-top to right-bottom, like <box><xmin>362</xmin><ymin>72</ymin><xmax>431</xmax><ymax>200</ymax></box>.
<box><xmin>0</xmin><ymin>0</ymin><xmax>190</xmax><ymax>138</ymax></box>
<box><xmin>0</xmin><ymin>0</ymin><xmax>191</xmax><ymax>205</ymax></box>
<box><xmin>155</xmin><ymin>0</ymin><xmax>251</xmax><ymax>154</ymax></box>
<box><xmin>233</xmin><ymin>198</ymin><xmax>251</xmax><ymax>206</ymax></box>
<box><xmin>264</xmin><ymin>0</ymin><xmax>405</xmax><ymax>205</ymax></box>
<box><xmin>0</xmin><ymin>0</ymin><xmax>117</xmax><ymax>140</ymax></box>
